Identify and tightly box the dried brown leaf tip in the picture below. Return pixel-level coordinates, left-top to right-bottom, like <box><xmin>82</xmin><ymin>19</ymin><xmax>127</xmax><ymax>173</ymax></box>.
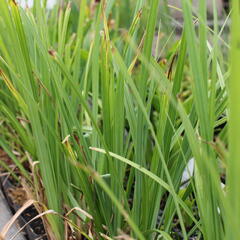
<box><xmin>48</xmin><ymin>49</ymin><xmax>56</xmax><ymax>57</ymax></box>
<box><xmin>66</xmin><ymin>2</ymin><xmax>71</xmax><ymax>9</ymax></box>
<box><xmin>137</xmin><ymin>9</ymin><xmax>143</xmax><ymax>17</ymax></box>
<box><xmin>11</xmin><ymin>0</ymin><xmax>17</xmax><ymax>5</ymax></box>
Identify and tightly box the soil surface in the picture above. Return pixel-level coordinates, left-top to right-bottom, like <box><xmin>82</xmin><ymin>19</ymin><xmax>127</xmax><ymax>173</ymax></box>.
<box><xmin>0</xmin><ymin>148</ymin><xmax>48</xmax><ymax>240</ymax></box>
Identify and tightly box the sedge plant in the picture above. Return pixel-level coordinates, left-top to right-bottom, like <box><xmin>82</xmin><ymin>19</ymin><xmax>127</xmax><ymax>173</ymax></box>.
<box><xmin>0</xmin><ymin>0</ymin><xmax>237</xmax><ymax>239</ymax></box>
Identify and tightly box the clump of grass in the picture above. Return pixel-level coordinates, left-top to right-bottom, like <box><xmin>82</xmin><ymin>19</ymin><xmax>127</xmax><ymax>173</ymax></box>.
<box><xmin>0</xmin><ymin>0</ymin><xmax>236</xmax><ymax>239</ymax></box>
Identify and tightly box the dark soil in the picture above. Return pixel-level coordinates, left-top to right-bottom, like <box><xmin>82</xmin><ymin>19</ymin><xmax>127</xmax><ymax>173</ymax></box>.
<box><xmin>0</xmin><ymin>176</ymin><xmax>48</xmax><ymax>240</ymax></box>
<box><xmin>0</xmin><ymin>148</ymin><xmax>48</xmax><ymax>240</ymax></box>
